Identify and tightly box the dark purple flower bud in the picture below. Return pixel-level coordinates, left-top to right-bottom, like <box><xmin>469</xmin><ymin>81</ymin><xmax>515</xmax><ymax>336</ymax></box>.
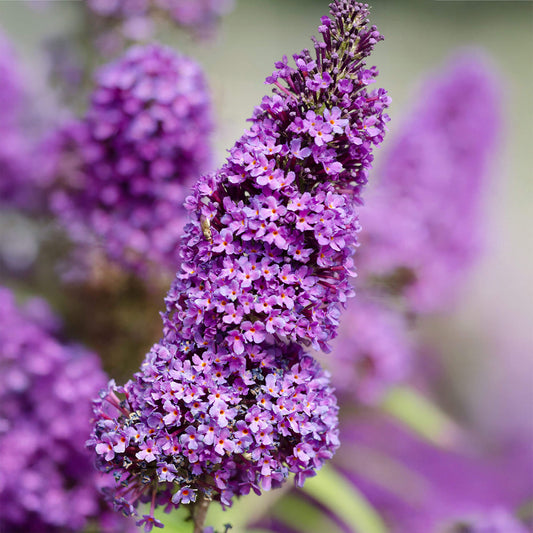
<box><xmin>50</xmin><ymin>44</ymin><xmax>213</xmax><ymax>277</ymax></box>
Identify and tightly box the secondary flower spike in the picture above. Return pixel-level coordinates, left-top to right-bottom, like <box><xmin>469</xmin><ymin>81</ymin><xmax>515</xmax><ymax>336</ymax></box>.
<box><xmin>90</xmin><ymin>2</ymin><xmax>388</xmax><ymax>529</ymax></box>
<box><xmin>357</xmin><ymin>55</ymin><xmax>500</xmax><ymax>312</ymax></box>
<box><xmin>0</xmin><ymin>288</ymin><xmax>135</xmax><ymax>533</ymax></box>
<box><xmin>51</xmin><ymin>44</ymin><xmax>213</xmax><ymax>277</ymax></box>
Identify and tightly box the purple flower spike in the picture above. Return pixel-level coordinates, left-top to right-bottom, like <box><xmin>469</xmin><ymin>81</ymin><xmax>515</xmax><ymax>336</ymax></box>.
<box><xmin>90</xmin><ymin>1</ymin><xmax>388</xmax><ymax>524</ymax></box>
<box><xmin>51</xmin><ymin>44</ymin><xmax>213</xmax><ymax>277</ymax></box>
<box><xmin>0</xmin><ymin>287</ymin><xmax>135</xmax><ymax>533</ymax></box>
<box><xmin>164</xmin><ymin>1</ymin><xmax>390</xmax><ymax>353</ymax></box>
<box><xmin>357</xmin><ymin>54</ymin><xmax>501</xmax><ymax>313</ymax></box>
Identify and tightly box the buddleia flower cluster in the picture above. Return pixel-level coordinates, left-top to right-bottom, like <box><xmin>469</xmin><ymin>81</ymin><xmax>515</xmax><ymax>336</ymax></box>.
<box><xmin>51</xmin><ymin>43</ymin><xmax>213</xmax><ymax>277</ymax></box>
<box><xmin>0</xmin><ymin>287</ymin><xmax>134</xmax><ymax>533</ymax></box>
<box><xmin>357</xmin><ymin>55</ymin><xmax>500</xmax><ymax>312</ymax></box>
<box><xmin>89</xmin><ymin>1</ymin><xmax>389</xmax><ymax>528</ymax></box>
<box><xmin>323</xmin><ymin>296</ymin><xmax>411</xmax><ymax>404</ymax></box>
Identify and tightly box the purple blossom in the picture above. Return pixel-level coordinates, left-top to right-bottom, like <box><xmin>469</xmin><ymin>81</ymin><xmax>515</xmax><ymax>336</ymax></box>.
<box><xmin>90</xmin><ymin>342</ymin><xmax>339</xmax><ymax>517</ymax></box>
<box><xmin>50</xmin><ymin>44</ymin><xmax>213</xmax><ymax>278</ymax></box>
<box><xmin>89</xmin><ymin>1</ymin><xmax>388</xmax><ymax>525</ymax></box>
<box><xmin>164</xmin><ymin>2</ymin><xmax>390</xmax><ymax>354</ymax></box>
<box><xmin>0</xmin><ymin>287</ymin><xmax>134</xmax><ymax>533</ymax></box>
<box><xmin>136</xmin><ymin>514</ymin><xmax>165</xmax><ymax>532</ymax></box>
<box><xmin>324</xmin><ymin>296</ymin><xmax>412</xmax><ymax>404</ymax></box>
<box><xmin>357</xmin><ymin>55</ymin><xmax>501</xmax><ymax>312</ymax></box>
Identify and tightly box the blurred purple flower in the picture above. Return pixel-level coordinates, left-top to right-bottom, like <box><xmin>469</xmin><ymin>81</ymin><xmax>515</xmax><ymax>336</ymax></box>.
<box><xmin>50</xmin><ymin>43</ymin><xmax>213</xmax><ymax>277</ymax></box>
<box><xmin>323</xmin><ymin>296</ymin><xmax>412</xmax><ymax>404</ymax></box>
<box><xmin>155</xmin><ymin>0</ymin><xmax>234</xmax><ymax>30</ymax></box>
<box><xmin>337</xmin><ymin>416</ymin><xmax>532</xmax><ymax>533</ymax></box>
<box><xmin>0</xmin><ymin>287</ymin><xmax>134</xmax><ymax>532</ymax></box>
<box><xmin>357</xmin><ymin>55</ymin><xmax>501</xmax><ymax>312</ymax></box>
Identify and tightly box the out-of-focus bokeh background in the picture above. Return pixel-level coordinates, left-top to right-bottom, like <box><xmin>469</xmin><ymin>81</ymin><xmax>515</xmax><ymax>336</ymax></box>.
<box><xmin>0</xmin><ymin>1</ymin><xmax>531</xmax><ymax>531</ymax></box>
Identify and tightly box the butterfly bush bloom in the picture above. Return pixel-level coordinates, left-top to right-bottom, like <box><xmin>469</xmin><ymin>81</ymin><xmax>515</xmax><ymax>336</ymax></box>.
<box><xmin>164</xmin><ymin>3</ymin><xmax>390</xmax><ymax>354</ymax></box>
<box><xmin>323</xmin><ymin>296</ymin><xmax>411</xmax><ymax>404</ymax></box>
<box><xmin>91</xmin><ymin>343</ymin><xmax>339</xmax><ymax>521</ymax></box>
<box><xmin>0</xmin><ymin>287</ymin><xmax>134</xmax><ymax>533</ymax></box>
<box><xmin>90</xmin><ymin>1</ymin><xmax>389</xmax><ymax>526</ymax></box>
<box><xmin>357</xmin><ymin>55</ymin><xmax>500</xmax><ymax>312</ymax></box>
<box><xmin>51</xmin><ymin>44</ymin><xmax>213</xmax><ymax>276</ymax></box>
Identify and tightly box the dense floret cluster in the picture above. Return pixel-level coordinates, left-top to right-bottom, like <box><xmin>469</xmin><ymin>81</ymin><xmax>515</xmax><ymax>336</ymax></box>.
<box><xmin>89</xmin><ymin>1</ymin><xmax>388</xmax><ymax>527</ymax></box>
<box><xmin>0</xmin><ymin>287</ymin><xmax>133</xmax><ymax>533</ymax></box>
<box><xmin>51</xmin><ymin>44</ymin><xmax>213</xmax><ymax>276</ymax></box>
<box><xmin>91</xmin><ymin>341</ymin><xmax>339</xmax><ymax>518</ymax></box>
<box><xmin>88</xmin><ymin>0</ymin><xmax>234</xmax><ymax>32</ymax></box>
<box><xmin>357</xmin><ymin>56</ymin><xmax>500</xmax><ymax>312</ymax></box>
<box><xmin>164</xmin><ymin>3</ymin><xmax>390</xmax><ymax>352</ymax></box>
<box><xmin>325</xmin><ymin>296</ymin><xmax>411</xmax><ymax>404</ymax></box>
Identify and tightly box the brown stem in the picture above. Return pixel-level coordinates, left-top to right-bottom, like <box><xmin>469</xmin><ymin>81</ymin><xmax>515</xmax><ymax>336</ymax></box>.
<box><xmin>193</xmin><ymin>494</ymin><xmax>210</xmax><ymax>533</ymax></box>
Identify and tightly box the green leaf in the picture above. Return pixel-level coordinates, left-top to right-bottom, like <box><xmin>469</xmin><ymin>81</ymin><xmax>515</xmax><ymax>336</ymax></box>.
<box><xmin>154</xmin><ymin>505</ymin><xmax>194</xmax><ymax>533</ymax></box>
<box><xmin>380</xmin><ymin>386</ymin><xmax>460</xmax><ymax>446</ymax></box>
<box><xmin>204</xmin><ymin>487</ymin><xmax>291</xmax><ymax>532</ymax></box>
<box><xmin>302</xmin><ymin>465</ymin><xmax>388</xmax><ymax>533</ymax></box>
<box><xmin>274</xmin><ymin>493</ymin><xmax>345</xmax><ymax>533</ymax></box>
